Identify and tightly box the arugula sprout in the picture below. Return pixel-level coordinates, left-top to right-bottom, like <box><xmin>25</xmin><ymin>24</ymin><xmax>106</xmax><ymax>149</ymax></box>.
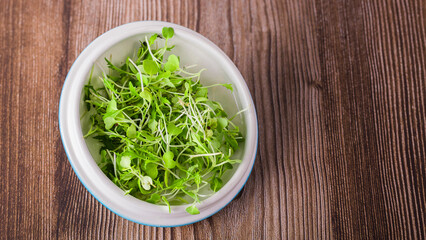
<box><xmin>83</xmin><ymin>27</ymin><xmax>244</xmax><ymax>215</ymax></box>
<box><xmin>162</xmin><ymin>27</ymin><xmax>174</xmax><ymax>39</ymax></box>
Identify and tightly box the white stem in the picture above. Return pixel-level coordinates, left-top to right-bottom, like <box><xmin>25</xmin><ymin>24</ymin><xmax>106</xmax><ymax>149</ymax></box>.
<box><xmin>145</xmin><ymin>36</ymin><xmax>160</xmax><ymax>63</ymax></box>
<box><xmin>184</xmin><ymin>152</ymin><xmax>222</xmax><ymax>158</ymax></box>
<box><xmin>128</xmin><ymin>58</ymin><xmax>144</xmax><ymax>92</ymax></box>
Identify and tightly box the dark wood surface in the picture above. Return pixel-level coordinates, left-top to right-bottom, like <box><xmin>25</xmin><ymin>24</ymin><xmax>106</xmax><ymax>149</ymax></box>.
<box><xmin>1</xmin><ymin>0</ymin><xmax>425</xmax><ymax>239</ymax></box>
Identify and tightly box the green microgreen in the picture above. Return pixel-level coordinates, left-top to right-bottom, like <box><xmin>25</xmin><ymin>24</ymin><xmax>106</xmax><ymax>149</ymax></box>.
<box><xmin>83</xmin><ymin>27</ymin><xmax>244</xmax><ymax>215</ymax></box>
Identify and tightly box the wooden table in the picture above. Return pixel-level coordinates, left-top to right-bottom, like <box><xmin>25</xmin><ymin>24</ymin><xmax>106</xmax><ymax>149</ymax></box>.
<box><xmin>1</xmin><ymin>0</ymin><xmax>425</xmax><ymax>239</ymax></box>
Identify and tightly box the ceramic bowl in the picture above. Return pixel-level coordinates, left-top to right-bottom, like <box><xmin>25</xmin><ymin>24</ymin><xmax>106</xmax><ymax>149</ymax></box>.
<box><xmin>59</xmin><ymin>21</ymin><xmax>258</xmax><ymax>227</ymax></box>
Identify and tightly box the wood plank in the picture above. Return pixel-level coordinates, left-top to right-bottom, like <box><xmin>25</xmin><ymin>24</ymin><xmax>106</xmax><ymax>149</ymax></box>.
<box><xmin>0</xmin><ymin>0</ymin><xmax>424</xmax><ymax>239</ymax></box>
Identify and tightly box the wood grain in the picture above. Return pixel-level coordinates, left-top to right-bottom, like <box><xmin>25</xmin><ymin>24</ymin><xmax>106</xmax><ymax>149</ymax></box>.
<box><xmin>0</xmin><ymin>0</ymin><xmax>425</xmax><ymax>239</ymax></box>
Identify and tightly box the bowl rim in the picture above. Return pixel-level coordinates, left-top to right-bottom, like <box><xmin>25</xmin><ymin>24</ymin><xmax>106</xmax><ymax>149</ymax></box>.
<box><xmin>59</xmin><ymin>20</ymin><xmax>258</xmax><ymax>227</ymax></box>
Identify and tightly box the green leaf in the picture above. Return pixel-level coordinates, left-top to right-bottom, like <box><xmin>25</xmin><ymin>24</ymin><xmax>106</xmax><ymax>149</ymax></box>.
<box><xmin>128</xmin><ymin>59</ymin><xmax>138</xmax><ymax>74</ymax></box>
<box><xmin>217</xmin><ymin>118</ymin><xmax>228</xmax><ymax>131</ymax></box>
<box><xmin>157</xmin><ymin>71</ymin><xmax>171</xmax><ymax>80</ymax></box>
<box><xmin>128</xmin><ymin>179</ymin><xmax>139</xmax><ymax>190</ymax></box>
<box><xmin>194</xmin><ymin>173</ymin><xmax>201</xmax><ymax>186</ymax></box>
<box><xmin>211</xmin><ymin>138</ymin><xmax>221</xmax><ymax>149</ymax></box>
<box><xmin>103</xmin><ymin>107</ymin><xmax>123</xmax><ymax>130</ymax></box>
<box><xmin>120</xmin><ymin>155</ymin><xmax>132</xmax><ymax>169</ymax></box>
<box><xmin>210</xmin><ymin>177</ymin><xmax>223</xmax><ymax>192</ymax></box>
<box><xmin>164</xmin><ymin>54</ymin><xmax>179</xmax><ymax>72</ymax></box>
<box><xmin>195</xmin><ymin>97</ymin><xmax>209</xmax><ymax>103</ymax></box>
<box><xmin>191</xmin><ymin>133</ymin><xmax>202</xmax><ymax>146</ymax></box>
<box><xmin>143</xmin><ymin>59</ymin><xmax>159</xmax><ymax>75</ymax></box>
<box><xmin>223</xmin><ymin>162</ymin><xmax>233</xmax><ymax>171</ymax></box>
<box><xmin>195</xmin><ymin>88</ymin><xmax>208</xmax><ymax>97</ymax></box>
<box><xmin>149</xmin><ymin>34</ymin><xmax>158</xmax><ymax>45</ymax></box>
<box><xmin>222</xmin><ymin>83</ymin><xmax>233</xmax><ymax>92</ymax></box>
<box><xmin>105</xmin><ymin>58</ymin><xmax>131</xmax><ymax>75</ymax></box>
<box><xmin>164</xmin><ymin>171</ymin><xmax>169</xmax><ymax>187</ymax></box>
<box><xmin>163</xmin><ymin>151</ymin><xmax>176</xmax><ymax>169</ymax></box>
<box><xmin>169</xmin><ymin>178</ymin><xmax>184</xmax><ymax>189</ymax></box>
<box><xmin>208</xmin><ymin>118</ymin><xmax>217</xmax><ymax>129</ymax></box>
<box><xmin>167</xmin><ymin>123</ymin><xmax>182</xmax><ymax>136</ymax></box>
<box><xmin>140</xmin><ymin>130</ymin><xmax>159</xmax><ymax>142</ymax></box>
<box><xmin>171</xmin><ymin>96</ymin><xmax>179</xmax><ymax>105</ymax></box>
<box><xmin>128</xmin><ymin>82</ymin><xmax>139</xmax><ymax>97</ymax></box>
<box><xmin>106</xmin><ymin>99</ymin><xmax>118</xmax><ymax>113</ymax></box>
<box><xmin>206</xmin><ymin>129</ymin><xmax>213</xmax><ymax>138</ymax></box>
<box><xmin>182</xmin><ymin>190</ymin><xmax>197</xmax><ymax>200</ymax></box>
<box><xmin>104</xmin><ymin>116</ymin><xmax>116</xmax><ymax>130</ymax></box>
<box><xmin>169</xmin><ymin>78</ymin><xmax>183</xmax><ymax>87</ymax></box>
<box><xmin>94</xmin><ymin>135</ymin><xmax>121</xmax><ymax>151</ymax></box>
<box><xmin>103</xmin><ymin>109</ymin><xmax>118</xmax><ymax>119</ymax></box>
<box><xmin>144</xmin><ymin>163</ymin><xmax>158</xmax><ymax>179</ymax></box>
<box><xmin>103</xmin><ymin>78</ymin><xmax>116</xmax><ymax>93</ymax></box>
<box><xmin>146</xmin><ymin>193</ymin><xmax>161</xmax><ymax>204</ymax></box>
<box><xmin>194</xmin><ymin>146</ymin><xmax>204</xmax><ymax>154</ymax></box>
<box><xmin>184</xmin><ymin>82</ymin><xmax>190</xmax><ymax>91</ymax></box>
<box><xmin>126</xmin><ymin>124</ymin><xmax>137</xmax><ymax>138</ymax></box>
<box><xmin>120</xmin><ymin>171</ymin><xmax>134</xmax><ymax>181</ymax></box>
<box><xmin>187</xmin><ymin>164</ymin><xmax>198</xmax><ymax>175</ymax></box>
<box><xmin>160</xmin><ymin>97</ymin><xmax>171</xmax><ymax>105</ymax></box>
<box><xmin>161</xmin><ymin>78</ymin><xmax>175</xmax><ymax>88</ymax></box>
<box><xmin>226</xmin><ymin>135</ymin><xmax>239</xmax><ymax>150</ymax></box>
<box><xmin>140</xmin><ymin>89</ymin><xmax>152</xmax><ymax>103</ymax></box>
<box><xmin>162</xmin><ymin>196</ymin><xmax>171</xmax><ymax>213</ymax></box>
<box><xmin>185</xmin><ymin>205</ymin><xmax>200</xmax><ymax>215</ymax></box>
<box><xmin>142</xmin><ymin>75</ymin><xmax>149</xmax><ymax>85</ymax></box>
<box><xmin>148</xmin><ymin>119</ymin><xmax>157</xmax><ymax>133</ymax></box>
<box><xmin>162</xmin><ymin>27</ymin><xmax>174</xmax><ymax>39</ymax></box>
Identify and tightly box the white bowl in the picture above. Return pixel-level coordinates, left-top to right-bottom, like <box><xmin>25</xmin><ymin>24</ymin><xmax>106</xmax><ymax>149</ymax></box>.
<box><xmin>59</xmin><ymin>21</ymin><xmax>258</xmax><ymax>227</ymax></box>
